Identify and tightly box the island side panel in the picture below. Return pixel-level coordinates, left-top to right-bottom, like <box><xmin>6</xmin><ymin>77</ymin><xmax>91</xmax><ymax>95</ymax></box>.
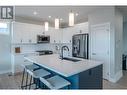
<box><xmin>66</xmin><ymin>74</ymin><xmax>79</xmax><ymax>89</ymax></box>
<box><xmin>79</xmin><ymin>64</ymin><xmax>103</xmax><ymax>89</ymax></box>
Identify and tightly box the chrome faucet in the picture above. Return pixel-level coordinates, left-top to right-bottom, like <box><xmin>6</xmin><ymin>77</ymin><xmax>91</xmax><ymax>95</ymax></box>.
<box><xmin>61</xmin><ymin>45</ymin><xmax>69</xmax><ymax>60</ymax></box>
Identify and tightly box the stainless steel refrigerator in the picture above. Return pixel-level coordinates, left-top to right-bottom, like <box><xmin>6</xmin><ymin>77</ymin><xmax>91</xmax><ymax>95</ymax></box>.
<box><xmin>72</xmin><ymin>34</ymin><xmax>89</xmax><ymax>59</ymax></box>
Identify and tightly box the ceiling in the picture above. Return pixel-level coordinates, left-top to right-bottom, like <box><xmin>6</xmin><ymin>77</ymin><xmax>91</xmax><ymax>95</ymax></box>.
<box><xmin>15</xmin><ymin>6</ymin><xmax>103</xmax><ymax>27</ymax></box>
<box><xmin>15</xmin><ymin>6</ymin><xmax>127</xmax><ymax>26</ymax></box>
<box><xmin>117</xmin><ymin>6</ymin><xmax>127</xmax><ymax>22</ymax></box>
<box><xmin>117</xmin><ymin>6</ymin><xmax>127</xmax><ymax>16</ymax></box>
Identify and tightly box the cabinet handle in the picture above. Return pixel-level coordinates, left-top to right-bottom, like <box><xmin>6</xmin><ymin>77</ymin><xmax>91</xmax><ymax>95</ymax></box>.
<box><xmin>29</xmin><ymin>39</ymin><xmax>31</xmax><ymax>43</ymax></box>
<box><xmin>80</xmin><ymin>30</ymin><xmax>82</xmax><ymax>33</ymax></box>
<box><xmin>21</xmin><ymin>39</ymin><xmax>22</xmax><ymax>43</ymax></box>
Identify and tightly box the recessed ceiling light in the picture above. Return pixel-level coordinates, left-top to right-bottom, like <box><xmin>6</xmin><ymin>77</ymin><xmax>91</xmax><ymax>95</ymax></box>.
<box><xmin>48</xmin><ymin>16</ymin><xmax>51</xmax><ymax>18</ymax></box>
<box><xmin>33</xmin><ymin>11</ymin><xmax>37</xmax><ymax>15</ymax></box>
<box><xmin>60</xmin><ymin>18</ymin><xmax>63</xmax><ymax>21</ymax></box>
<box><xmin>75</xmin><ymin>13</ymin><xmax>79</xmax><ymax>16</ymax></box>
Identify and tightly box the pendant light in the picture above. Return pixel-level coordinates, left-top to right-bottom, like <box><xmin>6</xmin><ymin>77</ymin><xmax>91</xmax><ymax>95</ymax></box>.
<box><xmin>69</xmin><ymin>11</ymin><xmax>74</xmax><ymax>26</ymax></box>
<box><xmin>55</xmin><ymin>18</ymin><xmax>59</xmax><ymax>29</ymax></box>
<box><xmin>45</xmin><ymin>22</ymin><xmax>49</xmax><ymax>31</ymax></box>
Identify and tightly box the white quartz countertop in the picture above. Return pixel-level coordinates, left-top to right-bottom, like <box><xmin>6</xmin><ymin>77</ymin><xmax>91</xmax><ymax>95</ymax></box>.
<box><xmin>12</xmin><ymin>51</ymin><xmax>39</xmax><ymax>56</ymax></box>
<box><xmin>25</xmin><ymin>54</ymin><xmax>103</xmax><ymax>77</ymax></box>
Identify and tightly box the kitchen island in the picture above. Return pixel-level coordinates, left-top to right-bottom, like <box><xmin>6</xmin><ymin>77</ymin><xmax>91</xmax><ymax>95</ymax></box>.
<box><xmin>25</xmin><ymin>54</ymin><xmax>103</xmax><ymax>89</ymax></box>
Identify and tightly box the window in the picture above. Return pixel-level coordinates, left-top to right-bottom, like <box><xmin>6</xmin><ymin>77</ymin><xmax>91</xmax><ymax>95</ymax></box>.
<box><xmin>0</xmin><ymin>22</ymin><xmax>9</xmax><ymax>35</ymax></box>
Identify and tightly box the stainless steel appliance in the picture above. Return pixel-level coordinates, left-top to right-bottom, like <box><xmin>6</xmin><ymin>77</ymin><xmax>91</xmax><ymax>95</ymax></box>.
<box><xmin>37</xmin><ymin>35</ymin><xmax>50</xmax><ymax>43</ymax></box>
<box><xmin>72</xmin><ymin>34</ymin><xmax>88</xmax><ymax>59</ymax></box>
<box><xmin>36</xmin><ymin>50</ymin><xmax>53</xmax><ymax>55</ymax></box>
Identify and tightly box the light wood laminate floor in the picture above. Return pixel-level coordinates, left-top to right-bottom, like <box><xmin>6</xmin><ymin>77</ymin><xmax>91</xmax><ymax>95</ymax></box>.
<box><xmin>0</xmin><ymin>71</ymin><xmax>127</xmax><ymax>89</ymax></box>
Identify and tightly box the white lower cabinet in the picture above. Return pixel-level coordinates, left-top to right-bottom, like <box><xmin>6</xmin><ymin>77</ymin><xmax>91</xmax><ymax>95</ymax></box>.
<box><xmin>12</xmin><ymin>53</ymin><xmax>38</xmax><ymax>74</ymax></box>
<box><xmin>13</xmin><ymin>55</ymin><xmax>24</xmax><ymax>74</ymax></box>
<box><xmin>14</xmin><ymin>55</ymin><xmax>24</xmax><ymax>73</ymax></box>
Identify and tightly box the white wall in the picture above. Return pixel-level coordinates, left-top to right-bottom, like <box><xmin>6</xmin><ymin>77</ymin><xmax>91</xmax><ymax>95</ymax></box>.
<box><xmin>88</xmin><ymin>6</ymin><xmax>123</xmax><ymax>82</ymax></box>
<box><xmin>0</xmin><ymin>22</ymin><xmax>12</xmax><ymax>74</ymax></box>
<box><xmin>114</xmin><ymin>9</ymin><xmax>123</xmax><ymax>77</ymax></box>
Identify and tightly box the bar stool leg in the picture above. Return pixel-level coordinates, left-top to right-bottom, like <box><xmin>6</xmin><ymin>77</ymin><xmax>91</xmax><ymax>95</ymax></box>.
<box><xmin>68</xmin><ymin>85</ymin><xmax>70</xmax><ymax>89</ymax></box>
<box><xmin>38</xmin><ymin>80</ymin><xmax>40</xmax><ymax>88</ymax></box>
<box><xmin>29</xmin><ymin>75</ymin><xmax>32</xmax><ymax>89</ymax></box>
<box><xmin>25</xmin><ymin>72</ymin><xmax>28</xmax><ymax>89</ymax></box>
<box><xmin>68</xmin><ymin>85</ymin><xmax>71</xmax><ymax>89</ymax></box>
<box><xmin>35</xmin><ymin>79</ymin><xmax>38</xmax><ymax>89</ymax></box>
<box><xmin>21</xmin><ymin>68</ymin><xmax>25</xmax><ymax>89</ymax></box>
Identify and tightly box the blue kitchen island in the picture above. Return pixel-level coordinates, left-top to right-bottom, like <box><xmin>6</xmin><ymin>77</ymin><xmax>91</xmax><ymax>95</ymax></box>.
<box><xmin>25</xmin><ymin>54</ymin><xmax>103</xmax><ymax>89</ymax></box>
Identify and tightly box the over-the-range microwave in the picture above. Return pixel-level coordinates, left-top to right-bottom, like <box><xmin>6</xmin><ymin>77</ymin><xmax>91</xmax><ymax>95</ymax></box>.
<box><xmin>37</xmin><ymin>35</ymin><xmax>50</xmax><ymax>43</ymax></box>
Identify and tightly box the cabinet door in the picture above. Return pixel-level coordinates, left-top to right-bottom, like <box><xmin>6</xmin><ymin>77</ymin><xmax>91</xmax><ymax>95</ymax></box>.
<box><xmin>62</xmin><ymin>28</ymin><xmax>73</xmax><ymax>43</ymax></box>
<box><xmin>21</xmin><ymin>23</ymin><xmax>33</xmax><ymax>43</ymax></box>
<box><xmin>21</xmin><ymin>30</ymin><xmax>29</xmax><ymax>43</ymax></box>
<box><xmin>73</xmin><ymin>22</ymin><xmax>89</xmax><ymax>35</ymax></box>
<box><xmin>45</xmin><ymin>27</ymin><xmax>62</xmax><ymax>43</ymax></box>
<box><xmin>14</xmin><ymin>55</ymin><xmax>24</xmax><ymax>73</ymax></box>
<box><xmin>56</xmin><ymin>29</ymin><xmax>63</xmax><ymax>43</ymax></box>
<box><xmin>54</xmin><ymin>29</ymin><xmax>62</xmax><ymax>43</ymax></box>
<box><xmin>14</xmin><ymin>54</ymin><xmax>35</xmax><ymax>73</ymax></box>
<box><xmin>12</xmin><ymin>22</ymin><xmax>44</xmax><ymax>44</ymax></box>
<box><xmin>12</xmin><ymin>22</ymin><xmax>23</xmax><ymax>43</ymax></box>
<box><xmin>48</xmin><ymin>28</ymin><xmax>56</xmax><ymax>43</ymax></box>
<box><xmin>29</xmin><ymin>24</ymin><xmax>38</xmax><ymax>43</ymax></box>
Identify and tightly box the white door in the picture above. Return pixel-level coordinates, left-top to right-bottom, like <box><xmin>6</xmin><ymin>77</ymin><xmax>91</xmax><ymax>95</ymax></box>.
<box><xmin>90</xmin><ymin>23</ymin><xmax>110</xmax><ymax>80</ymax></box>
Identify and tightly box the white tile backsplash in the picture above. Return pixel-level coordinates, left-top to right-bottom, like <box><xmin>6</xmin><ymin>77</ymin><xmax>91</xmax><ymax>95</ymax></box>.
<box><xmin>12</xmin><ymin>43</ymin><xmax>72</xmax><ymax>56</ymax></box>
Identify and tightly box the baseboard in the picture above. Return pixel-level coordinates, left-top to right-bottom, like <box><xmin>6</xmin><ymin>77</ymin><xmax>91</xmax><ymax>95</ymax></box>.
<box><xmin>0</xmin><ymin>70</ymin><xmax>11</xmax><ymax>75</ymax></box>
<box><xmin>109</xmin><ymin>70</ymin><xmax>123</xmax><ymax>83</ymax></box>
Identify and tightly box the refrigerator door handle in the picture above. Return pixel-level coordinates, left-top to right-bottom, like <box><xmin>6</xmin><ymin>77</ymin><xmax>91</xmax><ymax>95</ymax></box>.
<box><xmin>78</xmin><ymin>39</ymin><xmax>80</xmax><ymax>54</ymax></box>
<box><xmin>85</xmin><ymin>35</ymin><xmax>88</xmax><ymax>59</ymax></box>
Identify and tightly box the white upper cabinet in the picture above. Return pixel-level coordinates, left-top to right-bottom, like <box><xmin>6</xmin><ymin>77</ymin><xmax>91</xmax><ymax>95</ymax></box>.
<box><xmin>12</xmin><ymin>22</ymin><xmax>24</xmax><ymax>44</ymax></box>
<box><xmin>12</xmin><ymin>21</ymin><xmax>88</xmax><ymax>44</ymax></box>
<box><xmin>62</xmin><ymin>22</ymin><xmax>88</xmax><ymax>43</ymax></box>
<box><xmin>73</xmin><ymin>22</ymin><xmax>89</xmax><ymax>34</ymax></box>
<box><xmin>54</xmin><ymin>29</ymin><xmax>62</xmax><ymax>43</ymax></box>
<box><xmin>49</xmin><ymin>27</ymin><xmax>62</xmax><ymax>43</ymax></box>
<box><xmin>12</xmin><ymin>22</ymin><xmax>43</xmax><ymax>44</ymax></box>
<box><xmin>62</xmin><ymin>27</ymin><xmax>73</xmax><ymax>43</ymax></box>
<box><xmin>29</xmin><ymin>24</ymin><xmax>44</xmax><ymax>43</ymax></box>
